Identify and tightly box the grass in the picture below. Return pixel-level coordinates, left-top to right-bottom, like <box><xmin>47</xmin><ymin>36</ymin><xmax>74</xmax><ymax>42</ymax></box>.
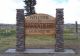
<box><xmin>64</xmin><ymin>39</ymin><xmax>80</xmax><ymax>49</ymax></box>
<box><xmin>25</xmin><ymin>35</ymin><xmax>55</xmax><ymax>48</ymax></box>
<box><xmin>0</xmin><ymin>28</ymin><xmax>80</xmax><ymax>53</ymax></box>
<box><xmin>0</xmin><ymin>36</ymin><xmax>16</xmax><ymax>53</ymax></box>
<box><xmin>0</xmin><ymin>29</ymin><xmax>16</xmax><ymax>37</ymax></box>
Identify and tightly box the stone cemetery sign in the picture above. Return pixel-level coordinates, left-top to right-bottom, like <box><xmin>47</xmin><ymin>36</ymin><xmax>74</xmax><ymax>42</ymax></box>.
<box><xmin>16</xmin><ymin>0</ymin><xmax>64</xmax><ymax>52</ymax></box>
<box><xmin>25</xmin><ymin>14</ymin><xmax>56</xmax><ymax>35</ymax></box>
<box><xmin>16</xmin><ymin>9</ymin><xmax>64</xmax><ymax>52</ymax></box>
<box><xmin>5</xmin><ymin>0</ymin><xmax>65</xmax><ymax>53</ymax></box>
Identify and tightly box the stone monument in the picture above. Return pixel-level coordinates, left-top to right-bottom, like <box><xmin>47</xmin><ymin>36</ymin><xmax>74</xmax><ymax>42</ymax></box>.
<box><xmin>6</xmin><ymin>0</ymin><xmax>75</xmax><ymax>54</ymax></box>
<box><xmin>7</xmin><ymin>1</ymin><xmax>76</xmax><ymax>54</ymax></box>
<box><xmin>15</xmin><ymin>0</ymin><xmax>64</xmax><ymax>52</ymax></box>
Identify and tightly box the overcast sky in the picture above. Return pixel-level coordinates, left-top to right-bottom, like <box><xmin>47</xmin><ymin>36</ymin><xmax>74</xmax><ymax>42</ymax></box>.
<box><xmin>0</xmin><ymin>0</ymin><xmax>80</xmax><ymax>24</ymax></box>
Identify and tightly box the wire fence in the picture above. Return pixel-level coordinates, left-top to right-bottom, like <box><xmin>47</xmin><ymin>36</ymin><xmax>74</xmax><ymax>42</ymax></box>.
<box><xmin>64</xmin><ymin>24</ymin><xmax>80</xmax><ymax>50</ymax></box>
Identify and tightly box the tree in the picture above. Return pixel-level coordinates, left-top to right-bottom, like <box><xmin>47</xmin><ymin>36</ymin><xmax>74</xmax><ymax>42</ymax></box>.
<box><xmin>24</xmin><ymin>0</ymin><xmax>36</xmax><ymax>15</ymax></box>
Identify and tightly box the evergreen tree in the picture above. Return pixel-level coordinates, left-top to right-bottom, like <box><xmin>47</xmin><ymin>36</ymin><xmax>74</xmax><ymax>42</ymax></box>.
<box><xmin>24</xmin><ymin>0</ymin><xmax>36</xmax><ymax>15</ymax></box>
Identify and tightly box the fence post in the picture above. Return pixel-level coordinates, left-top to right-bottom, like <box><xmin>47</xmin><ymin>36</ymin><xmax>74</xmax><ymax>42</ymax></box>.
<box><xmin>75</xmin><ymin>21</ymin><xmax>78</xmax><ymax>39</ymax></box>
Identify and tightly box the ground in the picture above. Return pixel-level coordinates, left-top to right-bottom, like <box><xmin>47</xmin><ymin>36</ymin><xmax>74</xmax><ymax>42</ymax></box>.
<box><xmin>0</xmin><ymin>29</ymin><xmax>80</xmax><ymax>56</ymax></box>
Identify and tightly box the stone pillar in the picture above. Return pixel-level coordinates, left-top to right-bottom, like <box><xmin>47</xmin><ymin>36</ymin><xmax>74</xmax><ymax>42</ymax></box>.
<box><xmin>16</xmin><ymin>9</ymin><xmax>25</xmax><ymax>51</ymax></box>
<box><xmin>55</xmin><ymin>9</ymin><xmax>64</xmax><ymax>52</ymax></box>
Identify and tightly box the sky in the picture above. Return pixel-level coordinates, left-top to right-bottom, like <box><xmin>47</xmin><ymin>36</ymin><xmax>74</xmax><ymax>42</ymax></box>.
<box><xmin>0</xmin><ymin>0</ymin><xmax>80</xmax><ymax>24</ymax></box>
